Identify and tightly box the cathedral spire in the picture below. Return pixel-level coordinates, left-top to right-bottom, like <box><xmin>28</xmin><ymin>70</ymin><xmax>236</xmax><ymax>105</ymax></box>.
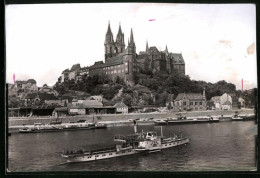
<box><xmin>118</xmin><ymin>22</ymin><xmax>123</xmax><ymax>35</ymax></box>
<box><xmin>165</xmin><ymin>45</ymin><xmax>168</xmax><ymax>53</ymax></box>
<box><xmin>106</xmin><ymin>21</ymin><xmax>112</xmax><ymax>35</ymax></box>
<box><xmin>130</xmin><ymin>28</ymin><xmax>134</xmax><ymax>44</ymax></box>
<box><xmin>146</xmin><ymin>41</ymin><xmax>149</xmax><ymax>52</ymax></box>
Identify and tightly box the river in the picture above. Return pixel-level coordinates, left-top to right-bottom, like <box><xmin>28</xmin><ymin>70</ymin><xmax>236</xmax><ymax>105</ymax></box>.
<box><xmin>8</xmin><ymin>121</ymin><xmax>257</xmax><ymax>172</ymax></box>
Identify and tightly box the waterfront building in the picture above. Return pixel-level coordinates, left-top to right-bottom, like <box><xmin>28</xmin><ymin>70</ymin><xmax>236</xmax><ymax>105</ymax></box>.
<box><xmin>114</xmin><ymin>101</ymin><xmax>128</xmax><ymax>114</ymax></box>
<box><xmin>238</xmin><ymin>97</ymin><xmax>245</xmax><ymax>108</ymax></box>
<box><xmin>45</xmin><ymin>99</ymin><xmax>68</xmax><ymax>107</ymax></box>
<box><xmin>174</xmin><ymin>88</ymin><xmax>206</xmax><ymax>111</ymax></box>
<box><xmin>211</xmin><ymin>93</ymin><xmax>233</xmax><ymax>110</ymax></box>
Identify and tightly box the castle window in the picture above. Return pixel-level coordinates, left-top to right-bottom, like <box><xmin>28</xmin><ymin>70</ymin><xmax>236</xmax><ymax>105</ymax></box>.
<box><xmin>195</xmin><ymin>102</ymin><xmax>198</xmax><ymax>105</ymax></box>
<box><xmin>200</xmin><ymin>102</ymin><xmax>202</xmax><ymax>105</ymax></box>
<box><xmin>190</xmin><ymin>102</ymin><xmax>193</xmax><ymax>105</ymax></box>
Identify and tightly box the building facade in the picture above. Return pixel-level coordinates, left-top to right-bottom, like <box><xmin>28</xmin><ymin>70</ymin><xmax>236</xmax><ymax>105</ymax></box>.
<box><xmin>174</xmin><ymin>89</ymin><xmax>206</xmax><ymax>111</ymax></box>
<box><xmin>211</xmin><ymin>93</ymin><xmax>233</xmax><ymax>110</ymax></box>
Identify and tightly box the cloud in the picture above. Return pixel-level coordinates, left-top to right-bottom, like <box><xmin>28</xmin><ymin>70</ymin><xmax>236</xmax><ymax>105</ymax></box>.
<box><xmin>247</xmin><ymin>42</ymin><xmax>255</xmax><ymax>55</ymax></box>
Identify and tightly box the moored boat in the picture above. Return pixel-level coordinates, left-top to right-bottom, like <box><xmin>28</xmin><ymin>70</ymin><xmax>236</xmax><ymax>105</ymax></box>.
<box><xmin>61</xmin><ymin>123</ymin><xmax>189</xmax><ymax>163</ymax></box>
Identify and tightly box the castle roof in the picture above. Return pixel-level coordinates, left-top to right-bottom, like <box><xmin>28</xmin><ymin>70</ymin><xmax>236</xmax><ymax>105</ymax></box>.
<box><xmin>175</xmin><ymin>93</ymin><xmax>204</xmax><ymax>101</ymax></box>
<box><xmin>70</xmin><ymin>64</ymin><xmax>81</xmax><ymax>71</ymax></box>
<box><xmin>148</xmin><ymin>46</ymin><xmax>160</xmax><ymax>54</ymax></box>
<box><xmin>169</xmin><ymin>53</ymin><xmax>185</xmax><ymax>64</ymax></box>
<box><xmin>89</xmin><ymin>55</ymin><xmax>124</xmax><ymax>69</ymax></box>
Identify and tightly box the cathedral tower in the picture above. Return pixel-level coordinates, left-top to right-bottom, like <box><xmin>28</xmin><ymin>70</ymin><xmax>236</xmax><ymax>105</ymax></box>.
<box><xmin>128</xmin><ymin>28</ymin><xmax>136</xmax><ymax>54</ymax></box>
<box><xmin>115</xmin><ymin>23</ymin><xmax>125</xmax><ymax>54</ymax></box>
<box><xmin>104</xmin><ymin>22</ymin><xmax>115</xmax><ymax>62</ymax></box>
<box><xmin>146</xmin><ymin>41</ymin><xmax>149</xmax><ymax>52</ymax></box>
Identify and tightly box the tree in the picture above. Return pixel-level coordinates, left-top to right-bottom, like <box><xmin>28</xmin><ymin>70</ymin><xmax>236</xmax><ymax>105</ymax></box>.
<box><xmin>123</xmin><ymin>95</ymin><xmax>133</xmax><ymax>106</ymax></box>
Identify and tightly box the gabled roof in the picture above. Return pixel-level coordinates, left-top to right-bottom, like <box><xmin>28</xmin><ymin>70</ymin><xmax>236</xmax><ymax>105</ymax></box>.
<box><xmin>114</xmin><ymin>101</ymin><xmax>128</xmax><ymax>108</ymax></box>
<box><xmin>175</xmin><ymin>93</ymin><xmax>204</xmax><ymax>101</ymax></box>
<box><xmin>169</xmin><ymin>53</ymin><xmax>185</xmax><ymax>64</ymax></box>
<box><xmin>148</xmin><ymin>46</ymin><xmax>160</xmax><ymax>54</ymax></box>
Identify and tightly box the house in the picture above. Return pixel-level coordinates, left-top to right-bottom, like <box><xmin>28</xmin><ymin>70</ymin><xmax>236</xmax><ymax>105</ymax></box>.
<box><xmin>211</xmin><ymin>93</ymin><xmax>233</xmax><ymax>110</ymax></box>
<box><xmin>238</xmin><ymin>97</ymin><xmax>245</xmax><ymax>108</ymax></box>
<box><xmin>211</xmin><ymin>96</ymin><xmax>221</xmax><ymax>109</ymax></box>
<box><xmin>69</xmin><ymin>105</ymin><xmax>87</xmax><ymax>115</ymax></box>
<box><xmin>174</xmin><ymin>89</ymin><xmax>206</xmax><ymax>111</ymax></box>
<box><xmin>45</xmin><ymin>99</ymin><xmax>68</xmax><ymax>107</ymax></box>
<box><xmin>72</xmin><ymin>99</ymin><xmax>103</xmax><ymax>107</ymax></box>
<box><xmin>53</xmin><ymin>107</ymin><xmax>68</xmax><ymax>116</ymax></box>
<box><xmin>114</xmin><ymin>101</ymin><xmax>128</xmax><ymax>114</ymax></box>
<box><xmin>222</xmin><ymin>101</ymin><xmax>232</xmax><ymax>110</ymax></box>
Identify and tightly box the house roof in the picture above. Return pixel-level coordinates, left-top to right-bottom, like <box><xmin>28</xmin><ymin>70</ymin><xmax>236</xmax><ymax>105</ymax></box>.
<box><xmin>114</xmin><ymin>101</ymin><xmax>128</xmax><ymax>108</ymax></box>
<box><xmin>175</xmin><ymin>93</ymin><xmax>204</xmax><ymax>101</ymax></box>
<box><xmin>82</xmin><ymin>100</ymin><xmax>103</xmax><ymax>107</ymax></box>
<box><xmin>223</xmin><ymin>101</ymin><xmax>232</xmax><ymax>105</ymax></box>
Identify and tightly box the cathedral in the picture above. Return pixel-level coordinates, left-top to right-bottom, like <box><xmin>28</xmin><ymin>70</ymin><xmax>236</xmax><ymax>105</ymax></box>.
<box><xmin>61</xmin><ymin>22</ymin><xmax>185</xmax><ymax>85</ymax></box>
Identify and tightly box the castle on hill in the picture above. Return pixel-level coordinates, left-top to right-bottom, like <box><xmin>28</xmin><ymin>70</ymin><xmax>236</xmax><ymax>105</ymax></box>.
<box><xmin>60</xmin><ymin>22</ymin><xmax>185</xmax><ymax>85</ymax></box>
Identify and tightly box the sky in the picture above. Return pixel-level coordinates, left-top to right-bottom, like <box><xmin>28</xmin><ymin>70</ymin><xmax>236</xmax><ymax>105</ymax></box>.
<box><xmin>5</xmin><ymin>3</ymin><xmax>257</xmax><ymax>90</ymax></box>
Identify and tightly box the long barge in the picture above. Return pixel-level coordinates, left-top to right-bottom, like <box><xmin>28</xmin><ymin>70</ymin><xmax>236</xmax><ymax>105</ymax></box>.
<box><xmin>19</xmin><ymin>121</ymin><xmax>107</xmax><ymax>133</ymax></box>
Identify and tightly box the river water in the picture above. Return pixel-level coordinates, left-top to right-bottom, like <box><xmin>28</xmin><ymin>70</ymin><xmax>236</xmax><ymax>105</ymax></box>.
<box><xmin>8</xmin><ymin>121</ymin><xmax>257</xmax><ymax>172</ymax></box>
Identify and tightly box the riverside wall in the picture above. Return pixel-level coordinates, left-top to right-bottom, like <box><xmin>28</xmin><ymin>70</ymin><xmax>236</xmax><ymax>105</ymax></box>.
<box><xmin>8</xmin><ymin>109</ymin><xmax>255</xmax><ymax>127</ymax></box>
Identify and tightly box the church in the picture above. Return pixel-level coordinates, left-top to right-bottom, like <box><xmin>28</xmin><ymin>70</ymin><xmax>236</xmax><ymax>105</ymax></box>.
<box><xmin>60</xmin><ymin>22</ymin><xmax>185</xmax><ymax>85</ymax></box>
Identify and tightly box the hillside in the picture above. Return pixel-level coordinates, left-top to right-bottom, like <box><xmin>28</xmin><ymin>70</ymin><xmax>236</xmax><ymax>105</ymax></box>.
<box><xmin>52</xmin><ymin>71</ymin><xmax>246</xmax><ymax>107</ymax></box>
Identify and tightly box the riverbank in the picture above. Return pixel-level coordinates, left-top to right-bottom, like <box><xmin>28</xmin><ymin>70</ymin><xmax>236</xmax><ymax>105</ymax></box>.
<box><xmin>8</xmin><ymin>109</ymin><xmax>254</xmax><ymax>127</ymax></box>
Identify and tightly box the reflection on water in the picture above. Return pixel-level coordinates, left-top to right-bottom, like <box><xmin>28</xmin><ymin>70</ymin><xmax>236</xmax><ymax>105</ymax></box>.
<box><xmin>8</xmin><ymin>121</ymin><xmax>257</xmax><ymax>172</ymax></box>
